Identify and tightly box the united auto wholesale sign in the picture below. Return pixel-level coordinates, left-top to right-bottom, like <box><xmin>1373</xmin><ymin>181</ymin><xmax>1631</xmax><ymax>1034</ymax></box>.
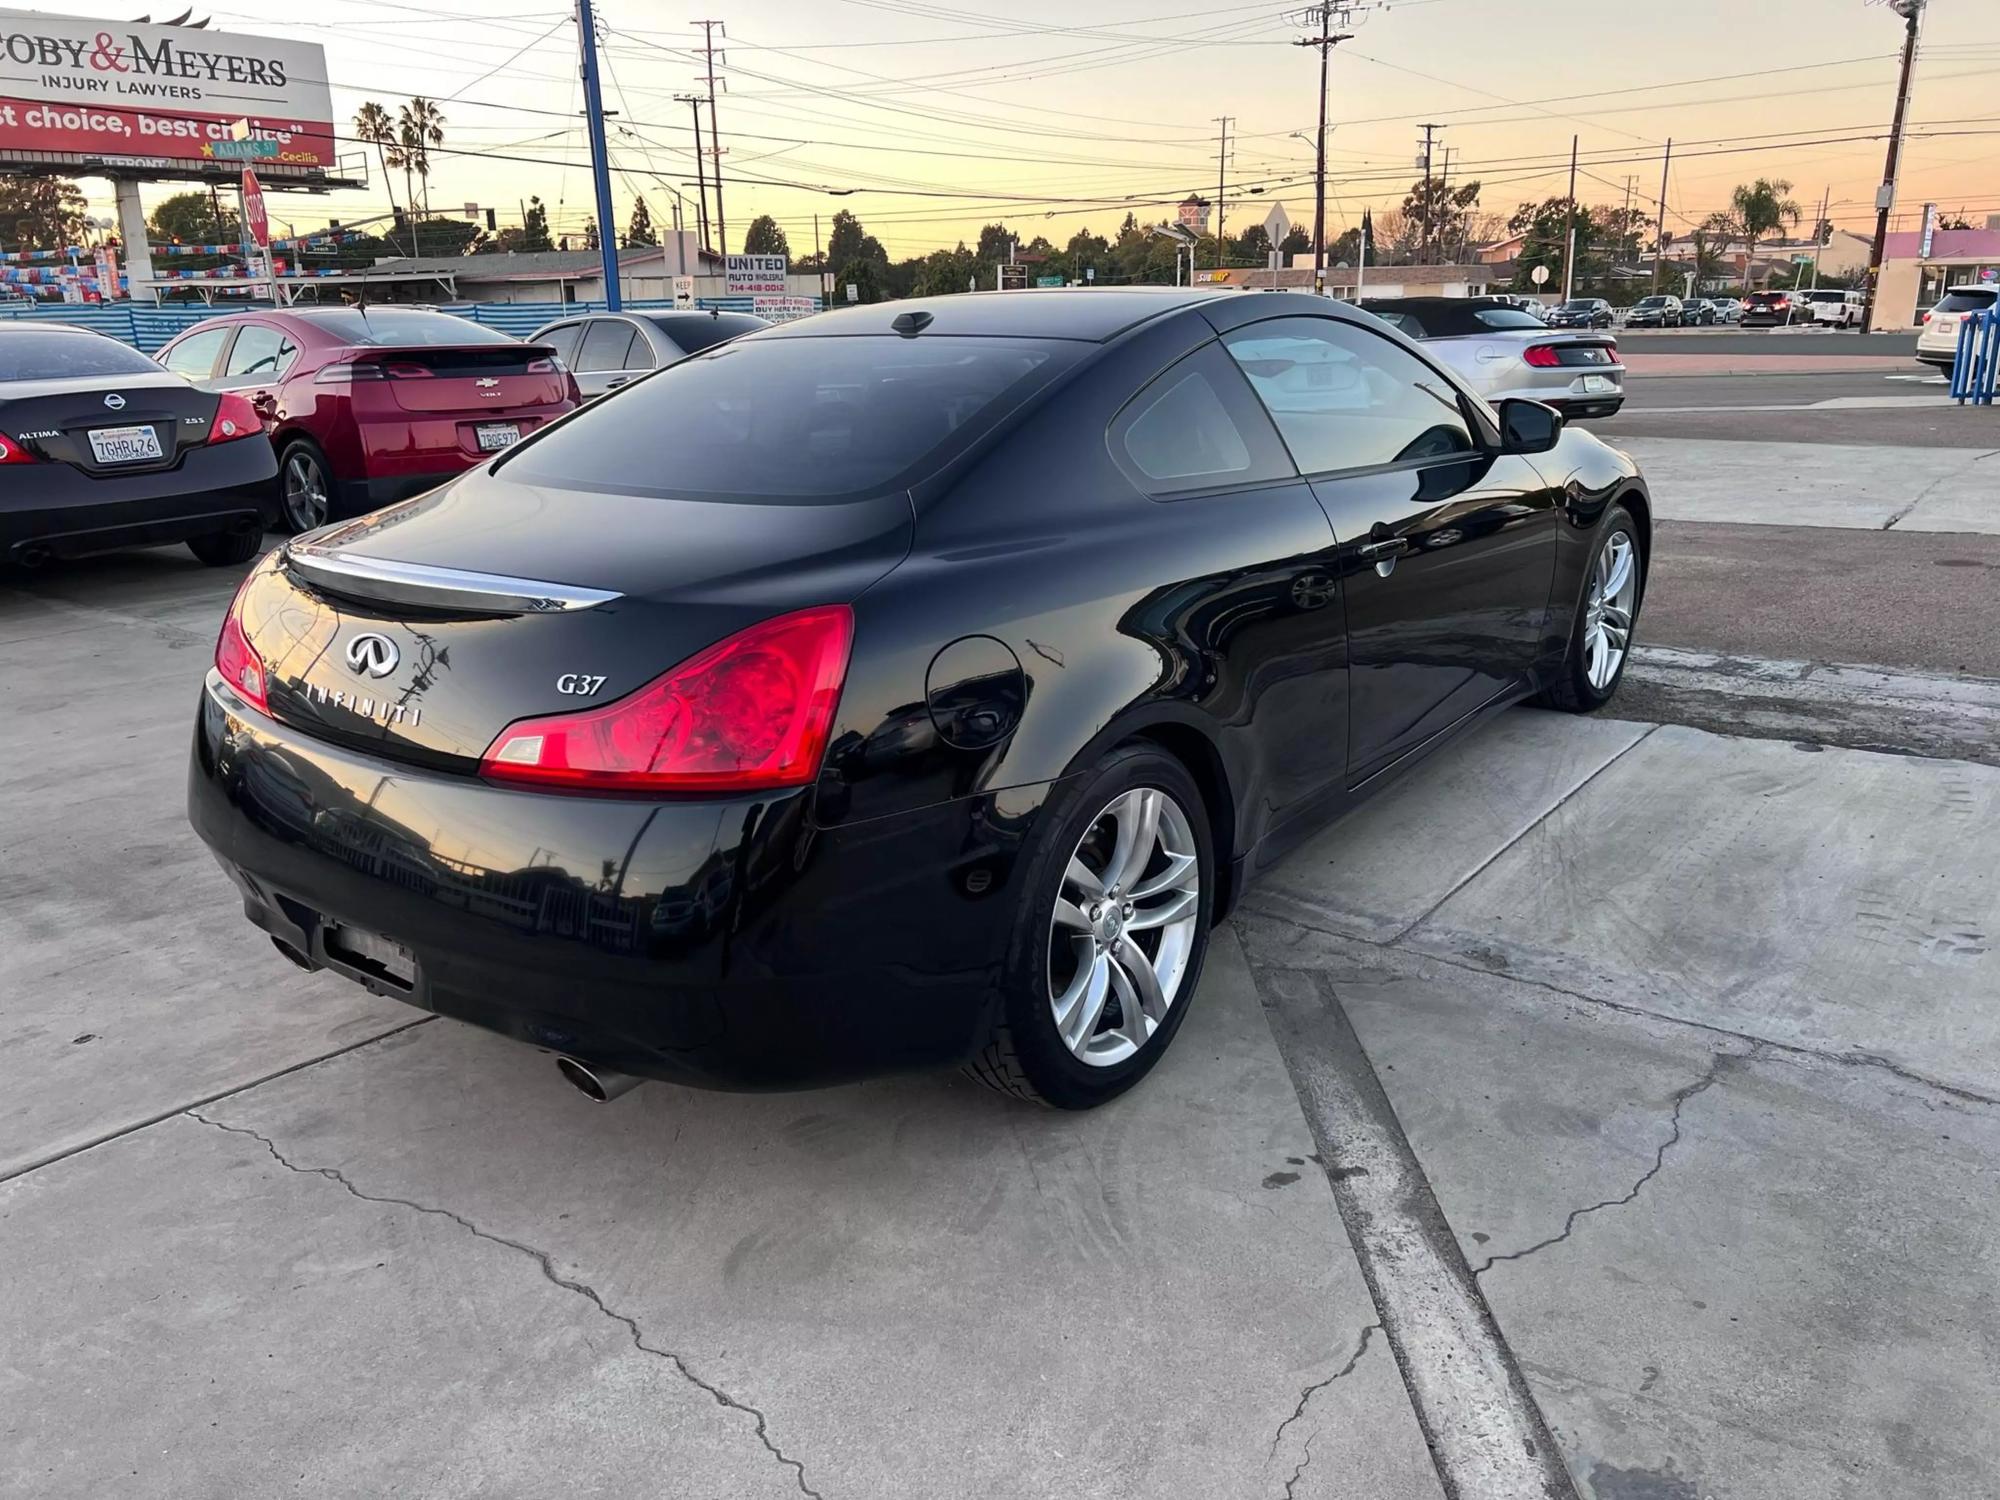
<box><xmin>725</xmin><ymin>254</ymin><xmax>788</xmax><ymax>296</ymax></box>
<box><xmin>0</xmin><ymin>10</ymin><xmax>335</xmax><ymax>172</ymax></box>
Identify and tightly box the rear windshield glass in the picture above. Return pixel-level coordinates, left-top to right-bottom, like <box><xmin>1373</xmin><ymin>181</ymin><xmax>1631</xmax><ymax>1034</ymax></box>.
<box><xmin>501</xmin><ymin>334</ymin><xmax>1079</xmax><ymax>502</ymax></box>
<box><xmin>645</xmin><ymin>312</ymin><xmax>770</xmax><ymax>353</ymax></box>
<box><xmin>0</xmin><ymin>330</ymin><xmax>164</xmax><ymax>381</ymax></box>
<box><xmin>1938</xmin><ymin>289</ymin><xmax>1998</xmax><ymax>313</ymax></box>
<box><xmin>292</xmin><ymin>309</ymin><xmax>517</xmax><ymax>347</ymax></box>
<box><xmin>1560</xmin><ymin>300</ymin><xmax>1598</xmax><ymax>310</ymax></box>
<box><xmin>1362</xmin><ymin>302</ymin><xmax>1544</xmax><ymax>337</ymax></box>
<box><xmin>1635</xmin><ymin>297</ymin><xmax>1672</xmax><ymax>308</ymax></box>
<box><xmin>1746</xmin><ymin>293</ymin><xmax>1783</xmax><ymax>305</ymax></box>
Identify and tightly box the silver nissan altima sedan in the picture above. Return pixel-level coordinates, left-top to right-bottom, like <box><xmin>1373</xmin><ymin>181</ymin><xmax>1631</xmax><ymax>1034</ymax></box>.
<box><xmin>1358</xmin><ymin>296</ymin><xmax>1625</xmax><ymax>420</ymax></box>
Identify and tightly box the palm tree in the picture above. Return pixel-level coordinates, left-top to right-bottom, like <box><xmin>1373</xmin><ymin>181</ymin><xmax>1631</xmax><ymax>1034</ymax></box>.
<box><xmin>396</xmin><ymin>97</ymin><xmax>446</xmax><ymax>258</ymax></box>
<box><xmin>352</xmin><ymin>102</ymin><xmax>401</xmax><ymax>246</ymax></box>
<box><xmin>1730</xmin><ymin>178</ymin><xmax>1801</xmax><ymax>294</ymax></box>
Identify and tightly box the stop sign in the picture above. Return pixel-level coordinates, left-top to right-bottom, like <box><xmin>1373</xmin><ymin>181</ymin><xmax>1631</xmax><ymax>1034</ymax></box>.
<box><xmin>241</xmin><ymin>169</ymin><xmax>270</xmax><ymax>249</ymax></box>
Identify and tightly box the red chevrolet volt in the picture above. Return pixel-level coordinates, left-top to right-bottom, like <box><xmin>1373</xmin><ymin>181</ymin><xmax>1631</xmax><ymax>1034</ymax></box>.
<box><xmin>156</xmin><ymin>307</ymin><xmax>579</xmax><ymax>532</ymax></box>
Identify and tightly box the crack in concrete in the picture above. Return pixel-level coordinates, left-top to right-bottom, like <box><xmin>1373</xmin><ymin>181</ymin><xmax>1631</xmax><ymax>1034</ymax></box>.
<box><xmin>184</xmin><ymin>1109</ymin><xmax>823</xmax><ymax>1499</ymax></box>
<box><xmin>1268</xmin><ymin>1322</ymin><xmax>1379</xmax><ymax>1466</ymax></box>
<box><xmin>1281</xmin><ymin>1427</ymin><xmax>1319</xmax><ymax>1500</ymax></box>
<box><xmin>1880</xmin><ymin>447</ymin><xmax>2000</xmax><ymax>531</ymax></box>
<box><xmin>1468</xmin><ymin>1047</ymin><xmax>1749</xmax><ymax>1279</ymax></box>
<box><xmin>1248</xmin><ymin>906</ymin><xmax>2000</xmax><ymax>1112</ymax></box>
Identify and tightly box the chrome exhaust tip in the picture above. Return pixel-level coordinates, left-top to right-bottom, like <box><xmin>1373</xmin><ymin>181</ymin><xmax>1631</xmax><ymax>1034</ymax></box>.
<box><xmin>556</xmin><ymin>1056</ymin><xmax>646</xmax><ymax>1102</ymax></box>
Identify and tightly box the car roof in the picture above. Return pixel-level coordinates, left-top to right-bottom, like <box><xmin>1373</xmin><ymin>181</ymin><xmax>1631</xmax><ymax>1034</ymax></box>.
<box><xmin>760</xmin><ymin>286</ymin><xmax>1220</xmax><ymax>343</ymax></box>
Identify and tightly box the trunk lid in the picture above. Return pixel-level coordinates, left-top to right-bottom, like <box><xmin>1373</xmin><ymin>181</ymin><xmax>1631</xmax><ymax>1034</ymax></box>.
<box><xmin>239</xmin><ymin>465</ymin><xmax>912</xmax><ymax>768</ymax></box>
<box><xmin>340</xmin><ymin>343</ymin><xmax>569</xmax><ymax>415</ymax></box>
<box><xmin>0</xmin><ymin>371</ymin><xmax>225</xmax><ymax>478</ymax></box>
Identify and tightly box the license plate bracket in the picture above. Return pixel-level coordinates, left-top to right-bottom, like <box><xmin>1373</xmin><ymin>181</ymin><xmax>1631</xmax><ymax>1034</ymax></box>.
<box><xmin>475</xmin><ymin>422</ymin><xmax>522</xmax><ymax>452</ymax></box>
<box><xmin>88</xmin><ymin>425</ymin><xmax>164</xmax><ymax>465</ymax></box>
<box><xmin>322</xmin><ymin>922</ymin><xmax>417</xmax><ymax>990</ymax></box>
<box><xmin>1581</xmin><ymin>374</ymin><xmax>1617</xmax><ymax>394</ymax></box>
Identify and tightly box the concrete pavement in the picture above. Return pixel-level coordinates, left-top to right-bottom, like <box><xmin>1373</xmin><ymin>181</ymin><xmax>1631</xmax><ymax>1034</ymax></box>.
<box><xmin>5</xmin><ymin>476</ymin><xmax>1999</xmax><ymax>1496</ymax></box>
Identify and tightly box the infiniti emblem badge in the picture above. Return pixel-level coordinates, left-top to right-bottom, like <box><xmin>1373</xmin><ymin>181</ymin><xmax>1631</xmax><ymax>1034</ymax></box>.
<box><xmin>344</xmin><ymin>632</ymin><xmax>400</xmax><ymax>678</ymax></box>
<box><xmin>103</xmin><ymin>393</ymin><xmax>126</xmax><ymax>410</ymax></box>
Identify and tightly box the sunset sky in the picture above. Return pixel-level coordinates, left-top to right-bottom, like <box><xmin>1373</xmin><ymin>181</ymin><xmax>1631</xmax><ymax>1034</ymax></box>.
<box><xmin>89</xmin><ymin>0</ymin><xmax>2000</xmax><ymax>257</ymax></box>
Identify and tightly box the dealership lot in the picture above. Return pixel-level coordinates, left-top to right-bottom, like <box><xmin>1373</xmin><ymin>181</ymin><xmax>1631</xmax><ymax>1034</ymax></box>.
<box><xmin>5</xmin><ymin>380</ymin><xmax>1997</xmax><ymax>1500</ymax></box>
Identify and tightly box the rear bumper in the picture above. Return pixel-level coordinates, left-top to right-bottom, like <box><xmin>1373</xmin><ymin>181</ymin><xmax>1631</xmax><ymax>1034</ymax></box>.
<box><xmin>0</xmin><ymin>443</ymin><xmax>276</xmax><ymax>560</ymax></box>
<box><xmin>187</xmin><ymin>673</ymin><xmax>1035</xmax><ymax>1090</ymax></box>
<box><xmin>1487</xmin><ymin>374</ymin><xmax>1624</xmax><ymax>422</ymax></box>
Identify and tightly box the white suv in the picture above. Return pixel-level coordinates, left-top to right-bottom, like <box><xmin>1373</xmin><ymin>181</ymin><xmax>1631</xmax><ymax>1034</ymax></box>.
<box><xmin>1801</xmin><ymin>288</ymin><xmax>1865</xmax><ymax>328</ymax></box>
<box><xmin>1917</xmin><ymin>285</ymin><xmax>1998</xmax><ymax>373</ymax></box>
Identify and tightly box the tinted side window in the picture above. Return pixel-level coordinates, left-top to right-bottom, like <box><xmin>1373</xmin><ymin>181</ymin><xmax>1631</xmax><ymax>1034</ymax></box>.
<box><xmin>1222</xmin><ymin>317</ymin><xmax>1474</xmax><ymax>474</ymax></box>
<box><xmin>1109</xmin><ymin>342</ymin><xmax>1293</xmax><ymax>498</ymax></box>
<box><xmin>536</xmin><ymin>323</ymin><xmax>583</xmax><ymax>366</ymax></box>
<box><xmin>161</xmin><ymin>326</ymin><xmax>229</xmax><ymax>380</ymax></box>
<box><xmin>577</xmin><ymin>319</ymin><xmax>637</xmax><ymax>372</ymax></box>
<box><xmin>224</xmin><ymin>325</ymin><xmax>297</xmax><ymax>379</ymax></box>
<box><xmin>624</xmin><ymin>336</ymin><xmax>656</xmax><ymax>372</ymax></box>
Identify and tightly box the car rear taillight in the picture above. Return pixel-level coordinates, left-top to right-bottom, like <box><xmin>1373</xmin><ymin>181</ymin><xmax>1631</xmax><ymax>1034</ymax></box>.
<box><xmin>315</xmin><ymin>360</ymin><xmax>386</xmax><ymax>384</ymax></box>
<box><xmin>207</xmin><ymin>391</ymin><xmax>262</xmax><ymax>444</ymax></box>
<box><xmin>213</xmin><ymin>579</ymin><xmax>269</xmax><ymax>712</ymax></box>
<box><xmin>0</xmin><ymin>433</ymin><xmax>36</xmax><ymax>464</ymax></box>
<box><xmin>480</xmin><ymin>605</ymin><xmax>854</xmax><ymax>794</ymax></box>
<box><xmin>1522</xmin><ymin>345</ymin><xmax>1563</xmax><ymax>368</ymax></box>
<box><xmin>527</xmin><ymin>357</ymin><xmax>557</xmax><ymax>374</ymax></box>
<box><xmin>1922</xmin><ymin>311</ymin><xmax>1932</xmax><ymax>324</ymax></box>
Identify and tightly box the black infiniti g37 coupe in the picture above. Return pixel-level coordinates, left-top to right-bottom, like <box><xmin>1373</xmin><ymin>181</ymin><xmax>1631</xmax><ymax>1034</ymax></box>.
<box><xmin>188</xmin><ymin>288</ymin><xmax>1650</xmax><ymax>1110</ymax></box>
<box><xmin>2</xmin><ymin>325</ymin><xmax>276</xmax><ymax>567</ymax></box>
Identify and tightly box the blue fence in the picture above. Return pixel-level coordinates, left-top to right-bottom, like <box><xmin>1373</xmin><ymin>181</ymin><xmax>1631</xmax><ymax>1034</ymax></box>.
<box><xmin>0</xmin><ymin>295</ymin><xmax>807</xmax><ymax>352</ymax></box>
<box><xmin>1950</xmin><ymin>309</ymin><xmax>1999</xmax><ymax>406</ymax></box>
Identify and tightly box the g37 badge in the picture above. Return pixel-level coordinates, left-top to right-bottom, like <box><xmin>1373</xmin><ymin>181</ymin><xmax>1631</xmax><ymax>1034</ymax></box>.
<box><xmin>556</xmin><ymin>674</ymin><xmax>608</xmax><ymax>696</ymax></box>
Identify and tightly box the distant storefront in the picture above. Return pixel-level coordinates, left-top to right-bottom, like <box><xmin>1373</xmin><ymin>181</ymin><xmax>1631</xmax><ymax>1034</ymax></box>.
<box><xmin>1874</xmin><ymin>226</ymin><xmax>2000</xmax><ymax>331</ymax></box>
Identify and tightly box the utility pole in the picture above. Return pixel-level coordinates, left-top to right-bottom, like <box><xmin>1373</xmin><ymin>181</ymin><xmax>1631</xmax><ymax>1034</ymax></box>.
<box><xmin>1862</xmin><ymin>0</ymin><xmax>1923</xmax><ymax>333</ymax></box>
<box><xmin>573</xmin><ymin>0</ymin><xmax>622</xmax><ymax>309</ymax></box>
<box><xmin>1295</xmin><ymin>7</ymin><xmax>1360</xmax><ymax>294</ymax></box>
<box><xmin>693</xmin><ymin>20</ymin><xmax>727</xmax><ymax>255</ymax></box>
<box><xmin>1561</xmin><ymin>133</ymin><xmax>1579</xmax><ymax>302</ymax></box>
<box><xmin>1417</xmin><ymin>123</ymin><xmax>1443</xmax><ymax>263</ymax></box>
<box><xmin>677</xmin><ymin>93</ymin><xmax>710</xmax><ymax>256</ymax></box>
<box><xmin>1212</xmin><ymin>115</ymin><xmax>1231</xmax><ymax>270</ymax></box>
<box><xmin>1651</xmin><ymin>137</ymin><xmax>1673</xmax><ymax>292</ymax></box>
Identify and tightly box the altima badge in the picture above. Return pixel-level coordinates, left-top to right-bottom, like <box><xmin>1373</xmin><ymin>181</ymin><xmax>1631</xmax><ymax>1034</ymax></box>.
<box><xmin>345</xmin><ymin>632</ymin><xmax>400</xmax><ymax>678</ymax></box>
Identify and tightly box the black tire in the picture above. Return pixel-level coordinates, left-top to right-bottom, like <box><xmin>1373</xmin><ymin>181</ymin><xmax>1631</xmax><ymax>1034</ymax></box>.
<box><xmin>276</xmin><ymin>438</ymin><xmax>336</xmax><ymax>534</ymax></box>
<box><xmin>1535</xmin><ymin>502</ymin><xmax>1645</xmax><ymax>714</ymax></box>
<box><xmin>966</xmin><ymin>744</ymin><xmax>1215</xmax><ymax>1109</ymax></box>
<box><xmin>186</xmin><ymin>527</ymin><xmax>262</xmax><ymax>567</ymax></box>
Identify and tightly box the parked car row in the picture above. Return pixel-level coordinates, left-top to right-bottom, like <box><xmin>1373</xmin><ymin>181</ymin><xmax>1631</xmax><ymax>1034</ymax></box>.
<box><xmin>1359</xmin><ymin>296</ymin><xmax>1624</xmax><ymax>420</ymax></box>
<box><xmin>2</xmin><ymin>306</ymin><xmax>770</xmax><ymax>567</ymax></box>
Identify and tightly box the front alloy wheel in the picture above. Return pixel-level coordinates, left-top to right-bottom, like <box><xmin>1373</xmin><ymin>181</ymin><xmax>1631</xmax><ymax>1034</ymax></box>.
<box><xmin>1047</xmin><ymin>788</ymin><xmax>1202</xmax><ymax>1067</ymax></box>
<box><xmin>1583</xmin><ymin>530</ymin><xmax>1638</xmax><ymax>691</ymax></box>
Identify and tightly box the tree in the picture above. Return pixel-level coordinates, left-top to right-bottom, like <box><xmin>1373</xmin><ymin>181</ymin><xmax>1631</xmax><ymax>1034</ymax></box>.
<box><xmin>1729</xmin><ymin>178</ymin><xmax>1801</xmax><ymax>293</ymax></box>
<box><xmin>396</xmin><ymin>97</ymin><xmax>446</xmax><ymax>256</ymax></box>
<box><xmin>582</xmin><ymin>218</ymin><xmax>600</xmax><ymax>252</ymax></box>
<box><xmin>1399</xmin><ymin>175</ymin><xmax>1483</xmax><ymax>262</ymax></box>
<box><xmin>1236</xmin><ymin>224</ymin><xmax>1272</xmax><ymax>262</ymax></box>
<box><xmin>148</xmin><ymin>191</ymin><xmax>238</xmax><ymax>246</ymax></box>
<box><xmin>831</xmin><ymin>257</ymin><xmax>882</xmax><ymax>304</ymax></box>
<box><xmin>912</xmin><ymin>244</ymin><xmax>979</xmax><ymax>296</ymax></box>
<box><xmin>975</xmin><ymin>223</ymin><xmax>1016</xmax><ymax>267</ymax></box>
<box><xmin>624</xmin><ymin>197</ymin><xmax>658</xmax><ymax>249</ymax></box>
<box><xmin>1327</xmin><ymin>226</ymin><xmax>1362</xmax><ymax>266</ymax></box>
<box><xmin>1506</xmin><ymin>197</ymin><xmax>1597</xmax><ymax>293</ymax></box>
<box><xmin>827</xmin><ymin>210</ymin><xmax>884</xmax><ymax>269</ymax></box>
<box><xmin>742</xmin><ymin>214</ymin><xmax>789</xmax><ymax>256</ymax></box>
<box><xmin>1062</xmin><ymin>227</ymin><xmax>1108</xmax><ymax>283</ymax></box>
<box><xmin>1937</xmin><ymin>211</ymin><xmax>1973</xmax><ymax>232</ymax></box>
<box><xmin>0</xmin><ymin>175</ymin><xmax>87</xmax><ymax>251</ymax></box>
<box><xmin>479</xmin><ymin>196</ymin><xmax>554</xmax><ymax>255</ymax></box>
<box><xmin>1278</xmin><ymin>225</ymin><xmax>1311</xmax><ymax>256</ymax></box>
<box><xmin>353</xmin><ymin>102</ymin><xmax>401</xmax><ymax>233</ymax></box>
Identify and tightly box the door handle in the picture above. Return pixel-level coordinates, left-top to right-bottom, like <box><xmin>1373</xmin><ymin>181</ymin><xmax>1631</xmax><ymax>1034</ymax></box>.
<box><xmin>1357</xmin><ymin>537</ymin><xmax>1409</xmax><ymax>561</ymax></box>
<box><xmin>605</xmin><ymin>376</ymin><xmax>630</xmax><ymax>388</ymax></box>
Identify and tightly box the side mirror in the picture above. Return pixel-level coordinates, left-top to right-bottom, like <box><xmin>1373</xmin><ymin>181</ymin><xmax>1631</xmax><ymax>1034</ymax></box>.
<box><xmin>1498</xmin><ymin>398</ymin><xmax>1563</xmax><ymax>455</ymax></box>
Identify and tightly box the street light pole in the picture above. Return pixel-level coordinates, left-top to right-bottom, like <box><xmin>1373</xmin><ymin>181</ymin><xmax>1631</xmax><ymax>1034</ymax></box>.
<box><xmin>573</xmin><ymin>0</ymin><xmax>623</xmax><ymax>309</ymax></box>
<box><xmin>1561</xmin><ymin>133</ymin><xmax>1579</xmax><ymax>303</ymax></box>
<box><xmin>1862</xmin><ymin>0</ymin><xmax>1924</xmax><ymax>334</ymax></box>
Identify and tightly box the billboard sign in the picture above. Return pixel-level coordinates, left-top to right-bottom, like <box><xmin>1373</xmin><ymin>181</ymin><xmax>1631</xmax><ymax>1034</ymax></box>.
<box><xmin>0</xmin><ymin>11</ymin><xmax>335</xmax><ymax>173</ymax></box>
<box><xmin>725</xmin><ymin>253</ymin><xmax>787</xmax><ymax>295</ymax></box>
<box><xmin>752</xmin><ymin>294</ymin><xmax>816</xmax><ymax>323</ymax></box>
<box><xmin>1919</xmin><ymin>203</ymin><xmax>1938</xmax><ymax>260</ymax></box>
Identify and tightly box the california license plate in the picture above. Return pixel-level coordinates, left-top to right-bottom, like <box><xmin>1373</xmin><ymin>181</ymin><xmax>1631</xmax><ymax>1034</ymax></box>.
<box><xmin>475</xmin><ymin>422</ymin><xmax>522</xmax><ymax>452</ymax></box>
<box><xmin>88</xmin><ymin>425</ymin><xmax>163</xmax><ymax>464</ymax></box>
<box><xmin>1582</xmin><ymin>374</ymin><xmax>1617</xmax><ymax>394</ymax></box>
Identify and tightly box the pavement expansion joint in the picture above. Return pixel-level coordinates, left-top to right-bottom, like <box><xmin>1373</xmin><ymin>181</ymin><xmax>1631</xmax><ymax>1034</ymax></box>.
<box><xmin>182</xmin><ymin>1108</ymin><xmax>824</xmax><ymax>1500</ymax></box>
<box><xmin>1467</xmin><ymin>1044</ymin><xmax>1757</xmax><ymax>1279</ymax></box>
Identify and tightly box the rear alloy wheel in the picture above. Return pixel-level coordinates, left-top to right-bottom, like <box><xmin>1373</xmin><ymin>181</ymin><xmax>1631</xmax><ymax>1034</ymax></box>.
<box><xmin>1536</xmin><ymin>502</ymin><xmax>1644</xmax><ymax>713</ymax></box>
<box><xmin>279</xmin><ymin>443</ymin><xmax>333</xmax><ymax>534</ymax></box>
<box><xmin>967</xmin><ymin>746</ymin><xmax>1213</xmax><ymax>1109</ymax></box>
